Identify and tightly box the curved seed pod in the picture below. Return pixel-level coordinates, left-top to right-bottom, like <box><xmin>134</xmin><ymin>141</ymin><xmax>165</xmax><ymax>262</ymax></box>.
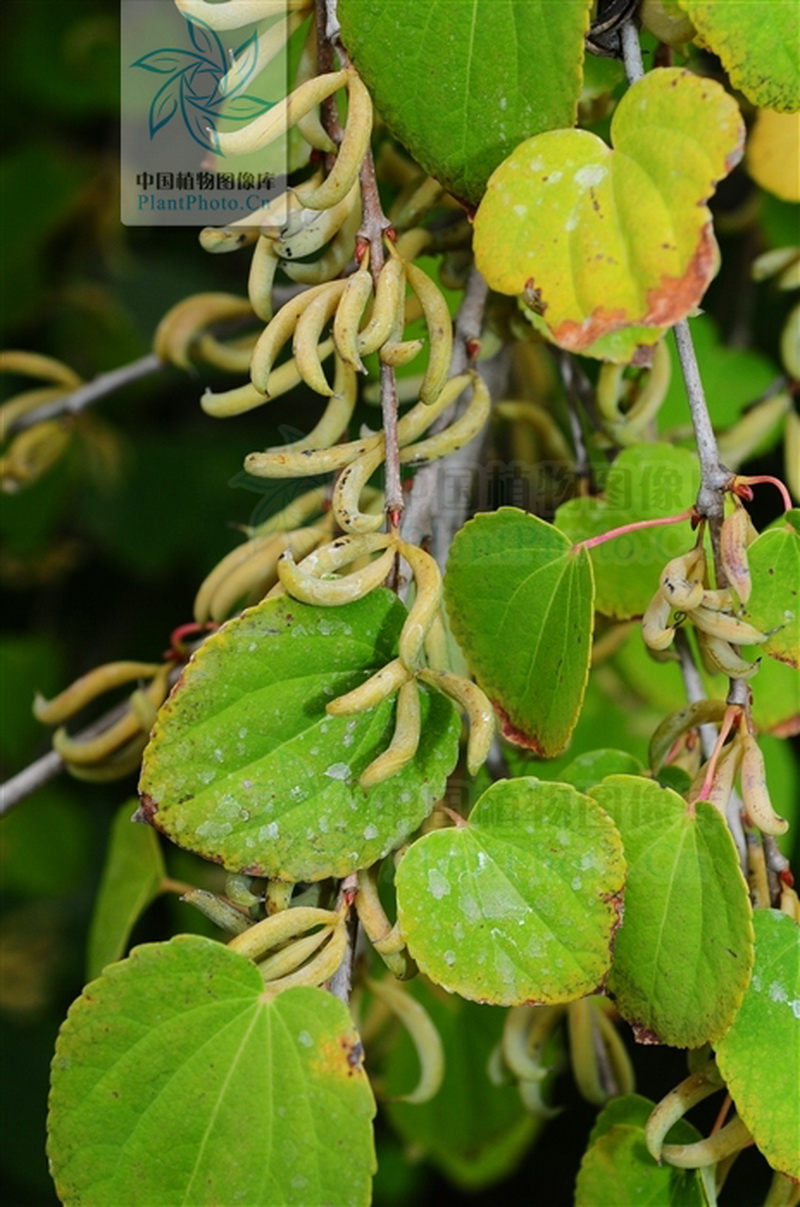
<box><xmin>34</xmin><ymin>660</ymin><xmax>164</xmax><ymax>724</ymax></box>
<box><xmin>227</xmin><ymin>904</ymin><xmax>339</xmax><ymax>961</ymax></box>
<box><xmin>662</xmin><ymin>1116</ymin><xmax>753</xmax><ymax>1170</ymax></box>
<box><xmin>418</xmin><ymin>668</ymin><xmax>495</xmax><ymax>775</ymax></box>
<box><xmin>354</xmin><ymin>866</ymin><xmax>413</xmax><ymax>976</ymax></box>
<box><xmin>52</xmin><ymin>666</ymin><xmax>171</xmax><ymax>766</ymax></box>
<box><xmin>400</xmin><ymin>371</ymin><xmax>490</xmax><ymax>466</ymax></box>
<box><xmin>258</xmin><ymin>926</ymin><xmax>335</xmax><ymax>982</ymax></box>
<box><xmin>740</xmin><ymin>731</ymin><xmax>789</xmax><ymax>835</ymax></box>
<box><xmin>216</xmin><ymin>69</ymin><xmax>347</xmax><ymax>157</ymax></box>
<box><xmin>720</xmin><ymin>506</ymin><xmax>753</xmax><ymax>603</ymax></box>
<box><xmin>596</xmin><ymin>361</ymin><xmax>625</xmax><ymax>423</ymax></box>
<box><xmin>691</xmin><ymin>605</ymin><xmax>769</xmax><ymax>645</ymax></box>
<box><xmin>250</xmin><ymin>280</ymin><xmax>340</xmax><ymax>394</ymax></box>
<box><xmin>518</xmin><ymin>1077</ymin><xmax>563</xmax><ymax>1120</ymax></box>
<box><xmin>0</xmin><ymin>387</ymin><xmax>72</xmax><ymax>444</ymax></box>
<box><xmin>292</xmin><ymin>17</ymin><xmax>337</xmax><ymax>153</ymax></box>
<box><xmin>645</xmin><ymin>1063</ymin><xmax>724</xmax><ymax>1162</ymax></box>
<box><xmin>197</xmin><ymin>524</ymin><xmax>329</xmax><ymax>623</ymax></box>
<box><xmin>207</xmin><ymin>536</ymin><xmax>294</xmax><ymax>622</ymax></box>
<box><xmin>199</xmin><ymin>225</ymin><xmax>260</xmax><ymax>254</ymax></box>
<box><xmin>275</xmin><ymin>179</ymin><xmax>360</xmax><ymax>261</ymax></box>
<box><xmin>154</xmin><ymin>293</ymin><xmax>253</xmax><ymax>369</ymax></box>
<box><xmin>359</xmin><ymin>679</ymin><xmax>421</xmax><ymax>789</ymax></box>
<box><xmin>252</xmin><ymin>484</ymin><xmax>329</xmax><ymax>537</ymax></box>
<box><xmin>244</xmin><ymin>430</ymin><xmax>380</xmax><ymax>479</ymax></box>
<box><xmin>0</xmin><ymin>350</ymin><xmax>82</xmax><ymax>388</ymax></box>
<box><xmin>248</xmin><ymin>235</ymin><xmax>280</xmax><ymax>323</ymax></box>
<box><xmin>698</xmin><ymin>586</ymin><xmax>736</xmax><ymax>612</ymax></box>
<box><xmin>717</xmin><ymin>392</ymin><xmax>792</xmax><ymax>471</ymax></box>
<box><xmin>202</xmin><ymin>339</ymin><xmax>335</xmax><ymax>417</ymax></box>
<box><xmin>333</xmin><ymin>255</ymin><xmax>374</xmax><ymax>372</ymax></box>
<box><xmin>182</xmin><ymin>889</ymin><xmax>251</xmax><ymax>935</ymax></box>
<box><xmin>356</xmin><ymin>256</ymin><xmax>406</xmax><ymax>358</ymax></box>
<box><xmin>642</xmin><ymin>590</ymin><xmax>676</xmax><ymax>651</ymax></box>
<box><xmin>175</xmin><ymin>0</ymin><xmax>312</xmax><ymax>29</ymax></box>
<box><xmin>367</xmin><ymin>976</ymin><xmax>444</xmax><ymax>1104</ymax></box>
<box><xmin>277</xmin><ymin>533</ymin><xmax>395</xmax><ymax>606</ymax></box>
<box><xmin>502</xmin><ymin>1005</ymin><xmax>566</xmax><ymax>1082</ymax></box>
<box><xmin>394</xmin><ymin>228</ymin><xmax>433</xmax><ymax>261</ymax></box>
<box><xmin>647</xmin><ymin>698</ymin><xmax>728</xmax><ymax>773</ymax></box>
<box><xmin>260</xmin><ymin>919</ymin><xmax>348</xmax><ymax>994</ymax></box>
<box><xmin>198</xmin><ymin>182</ymin><xmax>313</xmax><ymax>254</ymax></box>
<box><xmin>389</xmin><ymin>176</ymin><xmax>446</xmax><ymax>232</ymax></box>
<box><xmin>696</xmin><ymin>630</ymin><xmax>760</xmax><ymax>680</ymax></box>
<box><xmin>618</xmin><ymin>338</ymin><xmax>672</xmax><ymax>436</ymax></box>
<box><xmin>659</xmin><ymin>546</ymin><xmax>706</xmax><ymax>610</ymax></box>
<box><xmin>2</xmin><ymin>421</ymin><xmax>71</xmax><ymax>492</ymax></box>
<box><xmin>218</xmin><ymin>8</ymin><xmax>304</xmax><ymax>96</ymax></box>
<box><xmin>292</xmin><ymin>278</ymin><xmax>349</xmax><ymax>395</ymax></box>
<box><xmin>287</xmin><ymin>353</ymin><xmax>357</xmax><ymax>453</ymax></box>
<box><xmin>380</xmin><ymin>337</ymin><xmax>425</xmax><ymax>368</ymax></box>
<box><xmin>194</xmin><ymin>332</ymin><xmax>256</xmax><ymax>374</ymax></box>
<box><xmin>404</xmin><ymin>258</ymin><xmax>454</xmax><ymax>405</ymax></box>
<box><xmin>397</xmin><ymin>541</ymin><xmax>444</xmax><ymax>670</ymax></box>
<box><xmin>422</xmin><ymin>610</ymin><xmax>449</xmax><ymax>672</ymax></box>
<box><xmin>326</xmin><ymin>657</ymin><xmax>412</xmax><ymax>716</ymax></box>
<box><xmin>567</xmin><ymin>999</ymin><xmax>608</xmax><ymax>1106</ymax></box>
<box><xmin>591</xmin><ymin>1005</ymin><xmax>635</xmax><ymax>1099</ymax></box>
<box><xmin>299</xmin><ymin>70</ymin><xmax>373</xmax><ymax>211</ymax></box>
<box><xmin>332</xmin><ymin>442</ymin><xmax>386</xmax><ymax>533</ymax></box>
<box><xmin>396</xmin><ymin>371</ymin><xmax>474</xmax><ymax>447</ymax></box>
<box><xmin>280</xmin><ymin>197</ymin><xmax>362</xmax><ymax>286</ymax></box>
<box><xmin>65</xmin><ymin>731</ymin><xmax>149</xmax><ymax>782</ymax></box>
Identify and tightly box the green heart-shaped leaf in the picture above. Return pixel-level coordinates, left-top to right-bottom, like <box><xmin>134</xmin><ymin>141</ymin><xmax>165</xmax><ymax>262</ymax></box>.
<box><xmin>139</xmin><ymin>592</ymin><xmax>459</xmax><ymax>882</ymax></box>
<box><xmin>590</xmin><ymin>776</ymin><xmax>754</xmax><ymax>1047</ymax></box>
<box><xmin>555</xmin><ymin>444</ymin><xmax>699</xmax><ymax>619</ymax></box>
<box><xmin>444</xmin><ymin>508</ymin><xmax>593</xmax><ymax>755</ymax></box>
<box><xmin>714</xmin><ymin>908</ymin><xmax>800</xmax><ymax>1180</ymax></box>
<box><xmin>87</xmin><ymin>800</ymin><xmax>165</xmax><ymax>980</ymax></box>
<box><xmin>677</xmin><ymin>0</ymin><xmax>800</xmax><ymax>112</ymax></box>
<box><xmin>339</xmin><ymin>0</ymin><xmax>590</xmax><ymax>206</ymax></box>
<box><xmin>395</xmin><ymin>778</ymin><xmax>626</xmax><ymax>1006</ymax></box>
<box><xmin>744</xmin><ymin>515</ymin><xmax>800</xmax><ymax>667</ymax></box>
<box><xmin>474</xmin><ymin>68</ymin><xmax>744</xmax><ymax>361</ymax></box>
<box><xmin>48</xmin><ymin>937</ymin><xmax>376</xmax><ymax>1206</ymax></box>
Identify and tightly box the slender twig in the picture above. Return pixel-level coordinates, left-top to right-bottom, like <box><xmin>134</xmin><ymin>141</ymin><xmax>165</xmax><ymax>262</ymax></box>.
<box><xmin>9</xmin><ymin>353</ymin><xmax>164</xmax><ymax>434</ymax></box>
<box><xmin>674</xmin><ymin>631</ymin><xmax>719</xmax><ymax>762</ymax></box>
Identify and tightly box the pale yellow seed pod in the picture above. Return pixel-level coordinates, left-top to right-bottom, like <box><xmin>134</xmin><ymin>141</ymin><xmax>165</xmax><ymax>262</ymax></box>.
<box><xmin>659</xmin><ymin>546</ymin><xmax>706</xmax><ymax>610</ymax></box>
<box><xmin>641</xmin><ymin>590</ymin><xmax>675</xmax><ymax>651</ymax></box>
<box><xmin>404</xmin><ymin>258</ymin><xmax>454</xmax><ymax>405</ymax></box>
<box><xmin>356</xmin><ymin>257</ymin><xmax>406</xmax><ymax>357</ymax></box>
<box><xmin>740</xmin><ymin>731</ymin><xmax>789</xmax><ymax>835</ymax></box>
<box><xmin>418</xmin><ymin>668</ymin><xmax>496</xmax><ymax>776</ymax></box>
<box><xmin>397</xmin><ymin>541</ymin><xmax>443</xmax><ymax>669</ymax></box>
<box><xmin>400</xmin><ymin>372</ymin><xmax>490</xmax><ymax>467</ymax></box>
<box><xmin>695</xmin><ymin>630</ymin><xmax>760</xmax><ymax>680</ymax></box>
<box><xmin>216</xmin><ymin>69</ymin><xmax>347</xmax><ymax>158</ymax></box>
<box><xmin>367</xmin><ymin>976</ymin><xmax>444</xmax><ymax>1104</ymax></box>
<box><xmin>202</xmin><ymin>340</ymin><xmax>335</xmax><ymax>418</ymax></box>
<box><xmin>299</xmin><ymin>70</ymin><xmax>374</xmax><ymax>212</ymax></box>
<box><xmin>227</xmin><ymin>905</ymin><xmax>339</xmax><ymax>961</ymax></box>
<box><xmin>154</xmin><ymin>293</ymin><xmax>253</xmax><ymax>370</ymax></box>
<box><xmin>333</xmin><ymin>256</ymin><xmax>374</xmax><ymax>373</ymax></box>
<box><xmin>34</xmin><ymin>660</ymin><xmax>164</xmax><ymax>725</ymax></box>
<box><xmin>332</xmin><ymin>442</ymin><xmax>387</xmax><ymax>534</ymax></box>
<box><xmin>720</xmin><ymin>506</ymin><xmax>753</xmax><ymax>603</ymax></box>
<box><xmin>277</xmin><ymin>533</ymin><xmax>396</xmax><ymax>606</ymax></box>
<box><xmin>326</xmin><ymin>657</ymin><xmax>411</xmax><ymax>716</ymax></box>
<box><xmin>359</xmin><ymin>679</ymin><xmax>422</xmax><ymax>789</ymax></box>
<box><xmin>691</xmin><ymin>605</ymin><xmax>768</xmax><ymax>646</ymax></box>
<box><xmin>175</xmin><ymin>0</ymin><xmax>312</xmax><ymax>30</ymax></box>
<box><xmin>248</xmin><ymin>235</ymin><xmax>280</xmax><ymax>323</ymax></box>
<box><xmin>291</xmin><ymin>279</ymin><xmax>349</xmax><ymax>396</ymax></box>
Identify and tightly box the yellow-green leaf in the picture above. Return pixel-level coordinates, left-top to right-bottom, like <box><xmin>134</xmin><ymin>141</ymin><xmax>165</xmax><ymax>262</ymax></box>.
<box><xmin>474</xmin><ymin>68</ymin><xmax>743</xmax><ymax>362</ymax></box>
<box><xmin>677</xmin><ymin>0</ymin><xmax>800</xmax><ymax>112</ymax></box>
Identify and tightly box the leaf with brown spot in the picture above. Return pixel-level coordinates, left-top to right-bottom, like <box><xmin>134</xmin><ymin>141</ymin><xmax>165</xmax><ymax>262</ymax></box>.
<box><xmin>474</xmin><ymin>68</ymin><xmax>744</xmax><ymax>362</ymax></box>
